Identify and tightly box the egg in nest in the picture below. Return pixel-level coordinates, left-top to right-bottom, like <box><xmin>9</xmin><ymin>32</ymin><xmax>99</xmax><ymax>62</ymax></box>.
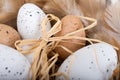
<box><xmin>0</xmin><ymin>24</ymin><xmax>21</xmax><ymax>48</ymax></box>
<box><xmin>54</xmin><ymin>15</ymin><xmax>86</xmax><ymax>60</ymax></box>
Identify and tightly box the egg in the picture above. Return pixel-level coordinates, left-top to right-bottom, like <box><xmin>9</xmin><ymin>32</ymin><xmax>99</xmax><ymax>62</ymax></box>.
<box><xmin>17</xmin><ymin>3</ymin><xmax>51</xmax><ymax>39</ymax></box>
<box><xmin>0</xmin><ymin>24</ymin><xmax>21</xmax><ymax>48</ymax></box>
<box><xmin>56</xmin><ymin>42</ymin><xmax>118</xmax><ymax>80</ymax></box>
<box><xmin>0</xmin><ymin>44</ymin><xmax>31</xmax><ymax>80</ymax></box>
<box><xmin>54</xmin><ymin>15</ymin><xmax>86</xmax><ymax>60</ymax></box>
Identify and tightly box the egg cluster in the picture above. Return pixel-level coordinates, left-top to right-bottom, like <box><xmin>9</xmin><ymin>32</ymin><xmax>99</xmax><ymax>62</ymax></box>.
<box><xmin>0</xmin><ymin>3</ymin><xmax>118</xmax><ymax>80</ymax></box>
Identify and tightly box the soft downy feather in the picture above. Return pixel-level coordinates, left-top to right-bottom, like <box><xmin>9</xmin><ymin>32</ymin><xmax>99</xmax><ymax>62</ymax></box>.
<box><xmin>0</xmin><ymin>0</ymin><xmax>25</xmax><ymax>27</ymax></box>
<box><xmin>25</xmin><ymin>0</ymin><xmax>48</xmax><ymax>8</ymax></box>
<box><xmin>43</xmin><ymin>0</ymin><xmax>83</xmax><ymax>18</ymax></box>
<box><xmin>104</xmin><ymin>1</ymin><xmax>120</xmax><ymax>34</ymax></box>
<box><xmin>80</xmin><ymin>0</ymin><xmax>118</xmax><ymax>21</ymax></box>
<box><xmin>43</xmin><ymin>0</ymin><xmax>108</xmax><ymax>19</ymax></box>
<box><xmin>76</xmin><ymin>0</ymin><xmax>106</xmax><ymax>19</ymax></box>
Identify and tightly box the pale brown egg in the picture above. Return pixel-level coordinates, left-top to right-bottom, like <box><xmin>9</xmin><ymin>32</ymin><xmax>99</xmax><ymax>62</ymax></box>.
<box><xmin>54</xmin><ymin>15</ymin><xmax>86</xmax><ymax>60</ymax></box>
<box><xmin>0</xmin><ymin>24</ymin><xmax>21</xmax><ymax>48</ymax></box>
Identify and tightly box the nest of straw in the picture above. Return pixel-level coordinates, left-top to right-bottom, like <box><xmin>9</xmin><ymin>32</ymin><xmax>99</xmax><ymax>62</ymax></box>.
<box><xmin>15</xmin><ymin>14</ymin><xmax>119</xmax><ymax>80</ymax></box>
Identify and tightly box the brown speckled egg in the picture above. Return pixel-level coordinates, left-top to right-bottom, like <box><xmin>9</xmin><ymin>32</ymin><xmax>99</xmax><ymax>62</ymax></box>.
<box><xmin>0</xmin><ymin>24</ymin><xmax>21</xmax><ymax>48</ymax></box>
<box><xmin>54</xmin><ymin>15</ymin><xmax>86</xmax><ymax>60</ymax></box>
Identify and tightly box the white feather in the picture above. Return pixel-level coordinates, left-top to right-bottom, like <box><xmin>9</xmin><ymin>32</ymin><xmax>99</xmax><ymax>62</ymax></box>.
<box><xmin>104</xmin><ymin>1</ymin><xmax>120</xmax><ymax>33</ymax></box>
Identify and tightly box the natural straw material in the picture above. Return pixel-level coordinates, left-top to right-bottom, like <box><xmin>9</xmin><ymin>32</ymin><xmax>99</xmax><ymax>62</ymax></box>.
<box><xmin>15</xmin><ymin>14</ymin><xmax>117</xmax><ymax>80</ymax></box>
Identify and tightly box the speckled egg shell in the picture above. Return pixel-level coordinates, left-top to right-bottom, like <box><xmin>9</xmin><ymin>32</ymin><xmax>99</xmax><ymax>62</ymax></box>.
<box><xmin>0</xmin><ymin>44</ymin><xmax>31</xmax><ymax>80</ymax></box>
<box><xmin>17</xmin><ymin>3</ymin><xmax>51</xmax><ymax>39</ymax></box>
<box><xmin>54</xmin><ymin>15</ymin><xmax>86</xmax><ymax>60</ymax></box>
<box><xmin>56</xmin><ymin>42</ymin><xmax>118</xmax><ymax>80</ymax></box>
<box><xmin>0</xmin><ymin>24</ymin><xmax>21</xmax><ymax>48</ymax></box>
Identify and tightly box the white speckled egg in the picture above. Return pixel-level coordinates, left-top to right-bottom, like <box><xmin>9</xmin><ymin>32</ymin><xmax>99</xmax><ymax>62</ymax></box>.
<box><xmin>56</xmin><ymin>42</ymin><xmax>118</xmax><ymax>80</ymax></box>
<box><xmin>0</xmin><ymin>44</ymin><xmax>31</xmax><ymax>80</ymax></box>
<box><xmin>17</xmin><ymin>3</ymin><xmax>51</xmax><ymax>39</ymax></box>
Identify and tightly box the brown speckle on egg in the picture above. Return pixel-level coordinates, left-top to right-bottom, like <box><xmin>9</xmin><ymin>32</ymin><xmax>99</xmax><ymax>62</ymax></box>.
<box><xmin>6</xmin><ymin>31</ymin><xmax>9</xmax><ymax>34</ymax></box>
<box><xmin>54</xmin><ymin>15</ymin><xmax>86</xmax><ymax>60</ymax></box>
<box><xmin>0</xmin><ymin>24</ymin><xmax>21</xmax><ymax>48</ymax></box>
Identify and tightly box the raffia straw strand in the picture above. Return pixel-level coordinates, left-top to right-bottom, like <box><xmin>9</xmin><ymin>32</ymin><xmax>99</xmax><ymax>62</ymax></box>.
<box><xmin>50</xmin><ymin>72</ymin><xmax>69</xmax><ymax>80</ymax></box>
<box><xmin>56</xmin><ymin>45</ymin><xmax>73</xmax><ymax>54</ymax></box>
